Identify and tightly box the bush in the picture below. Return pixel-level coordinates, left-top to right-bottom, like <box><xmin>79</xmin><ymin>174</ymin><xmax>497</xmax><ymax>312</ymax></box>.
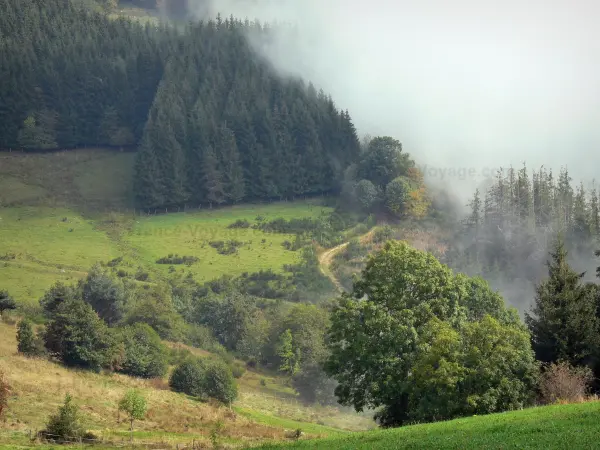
<box><xmin>372</xmin><ymin>225</ymin><xmax>394</xmax><ymax>243</ymax></box>
<box><xmin>169</xmin><ymin>358</ymin><xmax>207</xmax><ymax>397</ymax></box>
<box><xmin>227</xmin><ymin>219</ymin><xmax>251</xmax><ymax>229</ymax></box>
<box><xmin>0</xmin><ymin>290</ymin><xmax>16</xmax><ymax>315</ymax></box>
<box><xmin>209</xmin><ymin>240</ymin><xmax>243</xmax><ymax>255</ymax></box>
<box><xmin>117</xmin><ymin>323</ymin><xmax>168</xmax><ymax>379</ymax></box>
<box><xmin>134</xmin><ymin>268</ymin><xmax>150</xmax><ymax>281</ymax></box>
<box><xmin>203</xmin><ymin>359</ymin><xmax>238</xmax><ymax>405</ymax></box>
<box><xmin>167</xmin><ymin>346</ymin><xmax>193</xmax><ymax>366</ymax></box>
<box><xmin>17</xmin><ymin>319</ymin><xmax>45</xmax><ymax>357</ymax></box>
<box><xmin>45</xmin><ymin>394</ymin><xmax>85</xmax><ymax>441</ymax></box>
<box><xmin>156</xmin><ymin>254</ymin><xmax>199</xmax><ymax>265</ymax></box>
<box><xmin>539</xmin><ymin>361</ymin><xmax>593</xmax><ymax>404</ymax></box>
<box><xmin>169</xmin><ymin>357</ymin><xmax>237</xmax><ymax>404</ymax></box>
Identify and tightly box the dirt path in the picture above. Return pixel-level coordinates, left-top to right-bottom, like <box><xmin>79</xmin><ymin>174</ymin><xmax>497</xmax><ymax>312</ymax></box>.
<box><xmin>318</xmin><ymin>228</ymin><xmax>376</xmax><ymax>292</ymax></box>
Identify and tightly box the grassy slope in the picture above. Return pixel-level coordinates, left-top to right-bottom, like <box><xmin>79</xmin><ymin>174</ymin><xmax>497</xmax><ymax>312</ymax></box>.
<box><xmin>254</xmin><ymin>401</ymin><xmax>600</xmax><ymax>449</ymax></box>
<box><xmin>0</xmin><ymin>149</ymin><xmax>332</xmax><ymax>303</ymax></box>
<box><xmin>0</xmin><ymin>319</ymin><xmax>370</xmax><ymax>448</ymax></box>
<box><xmin>125</xmin><ymin>202</ymin><xmax>329</xmax><ymax>283</ymax></box>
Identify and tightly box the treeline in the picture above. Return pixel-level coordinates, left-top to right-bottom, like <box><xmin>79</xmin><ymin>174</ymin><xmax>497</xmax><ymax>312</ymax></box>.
<box><xmin>0</xmin><ymin>0</ymin><xmax>362</xmax><ymax>209</ymax></box>
<box><xmin>446</xmin><ymin>165</ymin><xmax>600</xmax><ymax>304</ymax></box>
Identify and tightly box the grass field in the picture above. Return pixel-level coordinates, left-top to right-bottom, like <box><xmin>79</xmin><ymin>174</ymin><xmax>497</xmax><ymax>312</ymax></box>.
<box><xmin>253</xmin><ymin>401</ymin><xmax>600</xmax><ymax>449</ymax></box>
<box><xmin>125</xmin><ymin>202</ymin><xmax>331</xmax><ymax>282</ymax></box>
<box><xmin>0</xmin><ymin>148</ymin><xmax>335</xmax><ymax>304</ymax></box>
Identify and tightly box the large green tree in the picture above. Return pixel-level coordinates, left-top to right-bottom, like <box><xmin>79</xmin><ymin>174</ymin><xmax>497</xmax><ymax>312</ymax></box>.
<box><xmin>325</xmin><ymin>241</ymin><xmax>537</xmax><ymax>427</ymax></box>
<box><xmin>43</xmin><ymin>299</ymin><xmax>118</xmax><ymax>372</ymax></box>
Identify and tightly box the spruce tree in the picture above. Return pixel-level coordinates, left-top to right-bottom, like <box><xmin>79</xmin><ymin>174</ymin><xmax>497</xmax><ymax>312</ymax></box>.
<box><xmin>525</xmin><ymin>235</ymin><xmax>599</xmax><ymax>368</ymax></box>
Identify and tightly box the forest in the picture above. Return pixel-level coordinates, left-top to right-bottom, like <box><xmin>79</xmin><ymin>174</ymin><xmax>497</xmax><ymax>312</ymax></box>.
<box><xmin>446</xmin><ymin>166</ymin><xmax>600</xmax><ymax>309</ymax></box>
<box><xmin>0</xmin><ymin>0</ymin><xmax>361</xmax><ymax>209</ymax></box>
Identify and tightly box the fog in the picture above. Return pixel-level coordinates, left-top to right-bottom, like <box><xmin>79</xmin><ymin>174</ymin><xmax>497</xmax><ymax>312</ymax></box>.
<box><xmin>192</xmin><ymin>0</ymin><xmax>600</xmax><ymax>202</ymax></box>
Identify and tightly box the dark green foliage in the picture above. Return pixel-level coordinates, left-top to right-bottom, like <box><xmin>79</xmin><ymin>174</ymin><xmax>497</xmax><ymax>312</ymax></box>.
<box><xmin>122</xmin><ymin>285</ymin><xmax>186</xmax><ymax>341</ymax></box>
<box><xmin>117</xmin><ymin>323</ymin><xmax>168</xmax><ymax>379</ymax></box>
<box><xmin>227</xmin><ymin>219</ymin><xmax>251</xmax><ymax>229</ymax></box>
<box><xmin>193</xmin><ymin>292</ymin><xmax>255</xmax><ymax>351</ymax></box>
<box><xmin>357</xmin><ymin>137</ymin><xmax>414</xmax><ymax>190</ymax></box>
<box><xmin>156</xmin><ymin>254</ymin><xmax>199</xmax><ymax>265</ymax></box>
<box><xmin>202</xmin><ymin>358</ymin><xmax>238</xmax><ymax>405</ymax></box>
<box><xmin>292</xmin><ymin>362</ymin><xmax>338</xmax><ymax>406</ymax></box>
<box><xmin>39</xmin><ymin>282</ymin><xmax>79</xmax><ymax>317</ymax></box>
<box><xmin>169</xmin><ymin>358</ymin><xmax>207</xmax><ymax>397</ymax></box>
<box><xmin>325</xmin><ymin>241</ymin><xmax>538</xmax><ymax>427</ymax></box>
<box><xmin>80</xmin><ymin>264</ymin><xmax>128</xmax><ymax>325</ymax></box>
<box><xmin>525</xmin><ymin>237</ymin><xmax>600</xmax><ymax>369</ymax></box>
<box><xmin>1</xmin><ymin>0</ymin><xmax>360</xmax><ymax>208</ymax></box>
<box><xmin>0</xmin><ymin>291</ymin><xmax>16</xmax><ymax>314</ymax></box>
<box><xmin>209</xmin><ymin>240</ymin><xmax>243</xmax><ymax>255</ymax></box>
<box><xmin>45</xmin><ymin>394</ymin><xmax>85</xmax><ymax>441</ymax></box>
<box><xmin>43</xmin><ymin>299</ymin><xmax>117</xmax><ymax>372</ymax></box>
<box><xmin>16</xmin><ymin>319</ymin><xmax>45</xmax><ymax>357</ymax></box>
<box><xmin>169</xmin><ymin>355</ymin><xmax>238</xmax><ymax>404</ymax></box>
<box><xmin>353</xmin><ymin>179</ymin><xmax>380</xmax><ymax>212</ymax></box>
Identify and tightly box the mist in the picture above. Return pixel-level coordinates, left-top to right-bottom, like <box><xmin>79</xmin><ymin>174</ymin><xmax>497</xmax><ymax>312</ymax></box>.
<box><xmin>191</xmin><ymin>0</ymin><xmax>600</xmax><ymax>202</ymax></box>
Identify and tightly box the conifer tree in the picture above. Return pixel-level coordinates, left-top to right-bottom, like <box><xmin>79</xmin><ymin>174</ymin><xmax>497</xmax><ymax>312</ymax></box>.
<box><xmin>525</xmin><ymin>236</ymin><xmax>599</xmax><ymax>368</ymax></box>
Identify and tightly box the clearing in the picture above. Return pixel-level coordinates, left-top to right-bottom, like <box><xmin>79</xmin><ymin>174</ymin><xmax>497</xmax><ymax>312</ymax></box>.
<box><xmin>0</xmin><ymin>149</ymin><xmax>334</xmax><ymax>304</ymax></box>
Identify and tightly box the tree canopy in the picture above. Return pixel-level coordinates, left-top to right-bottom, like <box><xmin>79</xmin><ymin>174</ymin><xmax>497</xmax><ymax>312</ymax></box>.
<box><xmin>325</xmin><ymin>240</ymin><xmax>538</xmax><ymax>426</ymax></box>
<box><xmin>0</xmin><ymin>0</ymin><xmax>361</xmax><ymax>209</ymax></box>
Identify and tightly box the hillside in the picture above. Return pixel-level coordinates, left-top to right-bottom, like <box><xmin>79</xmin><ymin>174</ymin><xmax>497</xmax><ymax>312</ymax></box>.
<box><xmin>0</xmin><ymin>149</ymin><xmax>340</xmax><ymax>305</ymax></box>
<box><xmin>1</xmin><ymin>0</ymin><xmax>361</xmax><ymax>211</ymax></box>
<box><xmin>253</xmin><ymin>401</ymin><xmax>600</xmax><ymax>449</ymax></box>
<box><xmin>0</xmin><ymin>320</ymin><xmax>373</xmax><ymax>448</ymax></box>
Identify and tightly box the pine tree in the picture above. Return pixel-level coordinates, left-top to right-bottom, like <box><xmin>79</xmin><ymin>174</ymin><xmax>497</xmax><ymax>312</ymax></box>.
<box><xmin>202</xmin><ymin>145</ymin><xmax>225</xmax><ymax>207</ymax></box>
<box><xmin>525</xmin><ymin>235</ymin><xmax>599</xmax><ymax>368</ymax></box>
<box><xmin>217</xmin><ymin>125</ymin><xmax>245</xmax><ymax>203</ymax></box>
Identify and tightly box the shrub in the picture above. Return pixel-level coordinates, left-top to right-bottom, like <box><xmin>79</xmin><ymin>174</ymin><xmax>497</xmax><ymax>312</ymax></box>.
<box><xmin>45</xmin><ymin>394</ymin><xmax>85</xmax><ymax>441</ymax></box>
<box><xmin>168</xmin><ymin>346</ymin><xmax>193</xmax><ymax>366</ymax></box>
<box><xmin>203</xmin><ymin>359</ymin><xmax>238</xmax><ymax>405</ymax></box>
<box><xmin>134</xmin><ymin>269</ymin><xmax>150</xmax><ymax>281</ymax></box>
<box><xmin>169</xmin><ymin>358</ymin><xmax>207</xmax><ymax>397</ymax></box>
<box><xmin>372</xmin><ymin>225</ymin><xmax>394</xmax><ymax>243</ymax></box>
<box><xmin>539</xmin><ymin>361</ymin><xmax>593</xmax><ymax>405</ymax></box>
<box><xmin>106</xmin><ymin>256</ymin><xmax>124</xmax><ymax>267</ymax></box>
<box><xmin>117</xmin><ymin>323</ymin><xmax>168</xmax><ymax>378</ymax></box>
<box><xmin>0</xmin><ymin>370</ymin><xmax>10</xmax><ymax>419</ymax></box>
<box><xmin>156</xmin><ymin>254</ymin><xmax>199</xmax><ymax>265</ymax></box>
<box><xmin>209</xmin><ymin>240</ymin><xmax>243</xmax><ymax>255</ymax></box>
<box><xmin>0</xmin><ymin>290</ymin><xmax>16</xmax><ymax>315</ymax></box>
<box><xmin>230</xmin><ymin>361</ymin><xmax>246</xmax><ymax>379</ymax></box>
<box><xmin>17</xmin><ymin>319</ymin><xmax>46</xmax><ymax>357</ymax></box>
<box><xmin>227</xmin><ymin>219</ymin><xmax>250</xmax><ymax>229</ymax></box>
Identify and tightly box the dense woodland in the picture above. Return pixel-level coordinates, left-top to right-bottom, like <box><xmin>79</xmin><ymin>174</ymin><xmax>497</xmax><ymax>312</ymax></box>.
<box><xmin>0</xmin><ymin>0</ymin><xmax>361</xmax><ymax>209</ymax></box>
